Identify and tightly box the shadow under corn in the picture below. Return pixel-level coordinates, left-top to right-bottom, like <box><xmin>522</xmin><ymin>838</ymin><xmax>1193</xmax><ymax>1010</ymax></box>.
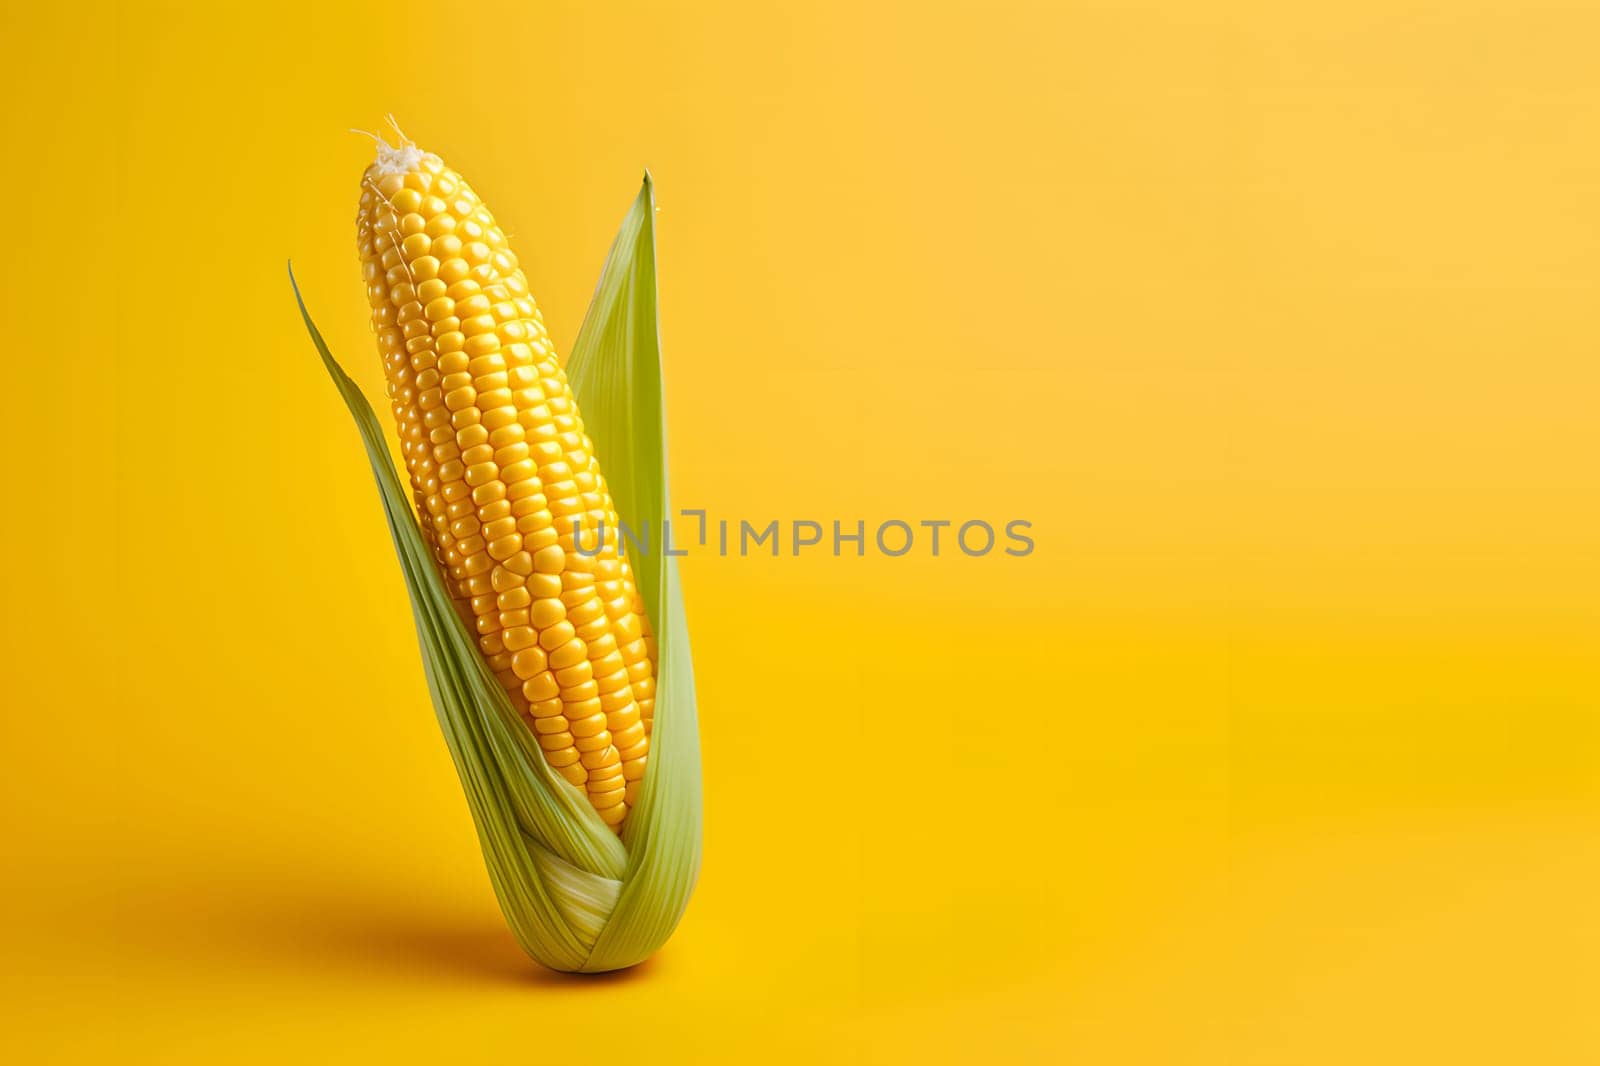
<box><xmin>97</xmin><ymin>860</ymin><xmax>658</xmax><ymax>989</ymax></box>
<box><xmin>254</xmin><ymin>902</ymin><xmax>659</xmax><ymax>987</ymax></box>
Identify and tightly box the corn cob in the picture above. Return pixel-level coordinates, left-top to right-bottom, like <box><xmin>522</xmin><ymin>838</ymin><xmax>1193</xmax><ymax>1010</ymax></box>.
<box><xmin>356</xmin><ymin>131</ymin><xmax>655</xmax><ymax>830</ymax></box>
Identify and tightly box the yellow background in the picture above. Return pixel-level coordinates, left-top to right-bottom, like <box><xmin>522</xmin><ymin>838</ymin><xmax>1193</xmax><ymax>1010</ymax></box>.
<box><xmin>2</xmin><ymin>1</ymin><xmax>1597</xmax><ymax>1061</ymax></box>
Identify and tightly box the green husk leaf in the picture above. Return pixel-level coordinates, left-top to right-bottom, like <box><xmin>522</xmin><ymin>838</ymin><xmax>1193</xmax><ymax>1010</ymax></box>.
<box><xmin>567</xmin><ymin>174</ymin><xmax>703</xmax><ymax>972</ymax></box>
<box><xmin>289</xmin><ymin>174</ymin><xmax>700</xmax><ymax>974</ymax></box>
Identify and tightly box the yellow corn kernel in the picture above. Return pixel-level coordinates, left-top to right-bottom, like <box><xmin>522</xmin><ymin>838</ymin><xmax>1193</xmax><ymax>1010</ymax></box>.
<box><xmin>359</xmin><ymin>134</ymin><xmax>656</xmax><ymax>832</ymax></box>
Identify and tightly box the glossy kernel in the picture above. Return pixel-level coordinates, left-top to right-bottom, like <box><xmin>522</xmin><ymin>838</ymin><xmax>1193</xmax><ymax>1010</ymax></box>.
<box><xmin>358</xmin><ymin>138</ymin><xmax>656</xmax><ymax>832</ymax></box>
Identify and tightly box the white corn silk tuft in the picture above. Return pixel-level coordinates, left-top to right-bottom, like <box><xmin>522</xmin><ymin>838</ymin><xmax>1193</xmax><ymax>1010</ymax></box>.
<box><xmin>372</xmin><ymin>142</ymin><xmax>425</xmax><ymax>177</ymax></box>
